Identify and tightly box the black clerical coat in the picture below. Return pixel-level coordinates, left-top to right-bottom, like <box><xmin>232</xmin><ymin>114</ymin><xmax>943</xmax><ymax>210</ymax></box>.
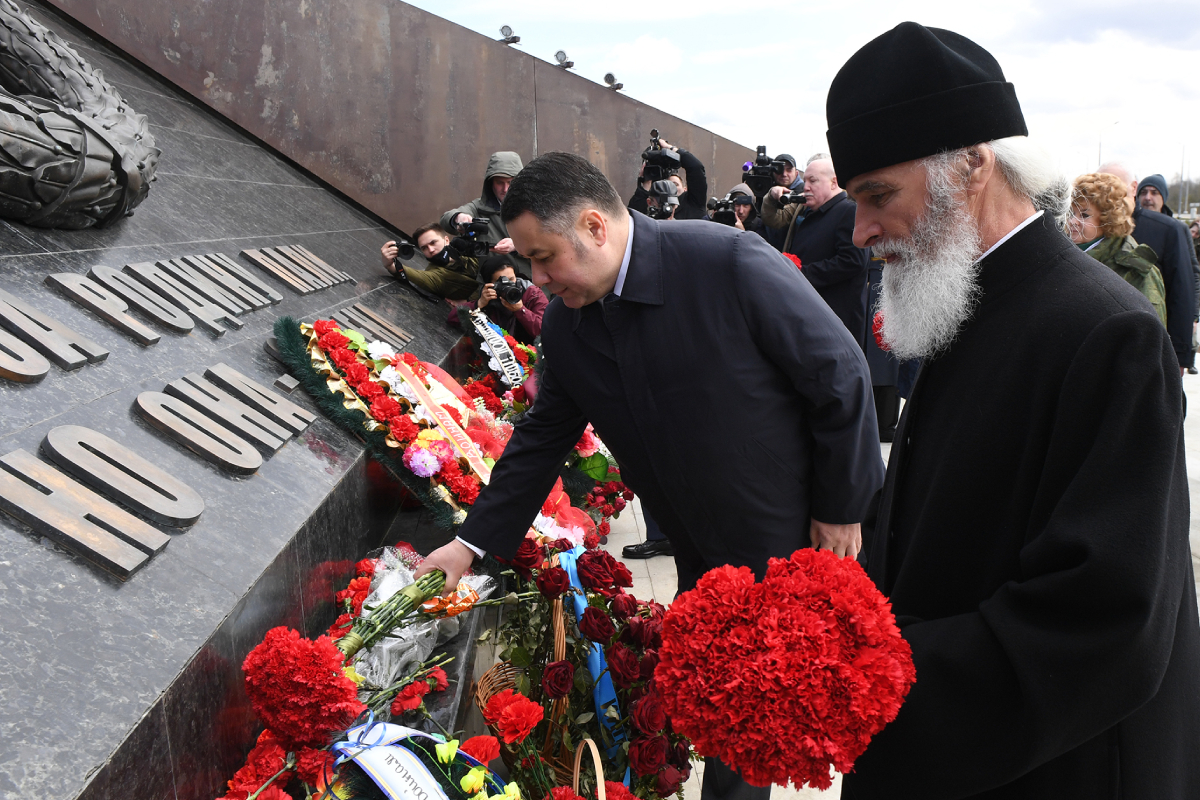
<box><xmin>458</xmin><ymin>211</ymin><xmax>884</xmax><ymax>591</ymax></box>
<box><xmin>845</xmin><ymin>214</ymin><xmax>1200</xmax><ymax>799</ymax></box>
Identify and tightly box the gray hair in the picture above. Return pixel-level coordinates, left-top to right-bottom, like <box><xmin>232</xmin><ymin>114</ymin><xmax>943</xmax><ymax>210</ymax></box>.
<box><xmin>919</xmin><ymin>137</ymin><xmax>1070</xmax><ymax>230</ymax></box>
<box><xmin>806</xmin><ymin>152</ymin><xmax>830</xmax><ymax>166</ymax></box>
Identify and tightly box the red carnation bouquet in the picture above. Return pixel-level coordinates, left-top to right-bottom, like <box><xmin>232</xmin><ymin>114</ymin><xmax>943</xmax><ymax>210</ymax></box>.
<box><xmin>655</xmin><ymin>549</ymin><xmax>915</xmax><ymax>790</ymax></box>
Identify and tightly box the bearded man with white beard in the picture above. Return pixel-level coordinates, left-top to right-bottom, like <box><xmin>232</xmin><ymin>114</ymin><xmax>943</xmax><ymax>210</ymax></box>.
<box><xmin>828</xmin><ymin>23</ymin><xmax>1200</xmax><ymax>800</ymax></box>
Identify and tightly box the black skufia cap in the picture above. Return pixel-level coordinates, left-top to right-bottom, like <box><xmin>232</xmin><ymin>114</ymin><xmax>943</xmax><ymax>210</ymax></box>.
<box><xmin>825</xmin><ymin>22</ymin><xmax>1027</xmax><ymax>184</ymax></box>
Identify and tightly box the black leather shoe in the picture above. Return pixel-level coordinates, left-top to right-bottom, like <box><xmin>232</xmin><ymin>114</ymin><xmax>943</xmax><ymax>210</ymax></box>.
<box><xmin>1188</xmin><ymin>367</ymin><xmax>1197</xmax><ymax>375</ymax></box>
<box><xmin>622</xmin><ymin>539</ymin><xmax>674</xmax><ymax>559</ymax></box>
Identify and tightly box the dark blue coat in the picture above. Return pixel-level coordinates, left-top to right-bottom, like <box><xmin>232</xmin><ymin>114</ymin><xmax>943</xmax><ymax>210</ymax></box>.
<box><xmin>458</xmin><ymin>211</ymin><xmax>883</xmax><ymax>591</ymax></box>
<box><xmin>1132</xmin><ymin>205</ymin><xmax>1196</xmax><ymax>367</ymax></box>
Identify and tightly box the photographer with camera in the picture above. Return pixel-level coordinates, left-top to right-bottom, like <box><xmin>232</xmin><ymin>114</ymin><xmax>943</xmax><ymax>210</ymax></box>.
<box><xmin>711</xmin><ymin>182</ymin><xmax>767</xmax><ymax>238</ymax></box>
<box><xmin>759</xmin><ymin>153</ymin><xmax>806</xmax><ymax>233</ymax></box>
<box><xmin>381</xmin><ymin>222</ymin><xmax>480</xmax><ymax>300</ymax></box>
<box><xmin>476</xmin><ymin>255</ymin><xmax>547</xmax><ymax>344</ymax></box>
<box><xmin>644</xmin><ymin>180</ymin><xmax>680</xmax><ymax>221</ymax></box>
<box><xmin>440</xmin><ymin>151</ymin><xmax>530</xmax><ymax>273</ymax></box>
<box><xmin>629</xmin><ymin>131</ymin><xmax>708</xmax><ymax>220</ymax></box>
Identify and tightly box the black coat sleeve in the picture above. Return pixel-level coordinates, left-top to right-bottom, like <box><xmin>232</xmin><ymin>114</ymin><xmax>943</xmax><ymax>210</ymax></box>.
<box><xmin>455</xmin><ymin>356</ymin><xmax>588</xmax><ymax>559</ymax></box>
<box><xmin>847</xmin><ymin>311</ymin><xmax>1190</xmax><ymax>797</ymax></box>
<box><xmin>677</xmin><ymin>148</ymin><xmax>708</xmax><ymax>217</ymax></box>
<box><xmin>732</xmin><ymin>232</ymin><xmax>883</xmax><ymax>523</ymax></box>
<box><xmin>629</xmin><ymin>185</ymin><xmax>650</xmax><ymax>215</ymax></box>
<box><xmin>792</xmin><ymin>202</ymin><xmax>870</xmax><ymax>289</ymax></box>
<box><xmin>1156</xmin><ymin>221</ymin><xmax>1196</xmax><ymax>366</ymax></box>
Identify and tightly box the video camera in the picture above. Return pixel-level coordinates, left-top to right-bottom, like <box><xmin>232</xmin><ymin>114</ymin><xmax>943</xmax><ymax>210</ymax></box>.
<box><xmin>646</xmin><ymin>179</ymin><xmax>680</xmax><ymax>220</ymax></box>
<box><xmin>778</xmin><ymin>190</ymin><xmax>806</xmax><ymax>206</ymax></box>
<box><xmin>641</xmin><ymin>128</ymin><xmax>682</xmax><ymax>182</ymax></box>
<box><xmin>710</xmin><ymin>196</ymin><xmax>737</xmax><ymax>226</ymax></box>
<box><xmin>742</xmin><ymin>145</ymin><xmax>792</xmax><ymax>199</ymax></box>
<box><xmin>449</xmin><ymin>217</ymin><xmax>493</xmax><ymax>257</ymax></box>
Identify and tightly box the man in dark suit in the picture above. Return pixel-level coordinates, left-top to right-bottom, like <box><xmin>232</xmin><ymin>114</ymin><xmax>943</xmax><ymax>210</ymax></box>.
<box><xmin>828</xmin><ymin>22</ymin><xmax>1200</xmax><ymax>799</ymax></box>
<box><xmin>419</xmin><ymin>152</ymin><xmax>883</xmax><ymax>800</ymax></box>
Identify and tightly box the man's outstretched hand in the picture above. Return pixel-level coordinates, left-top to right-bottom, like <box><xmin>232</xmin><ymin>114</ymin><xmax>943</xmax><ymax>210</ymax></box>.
<box><xmin>416</xmin><ymin>539</ymin><xmax>478</xmax><ymax>595</ymax></box>
<box><xmin>810</xmin><ymin>519</ymin><xmax>862</xmax><ymax>559</ymax></box>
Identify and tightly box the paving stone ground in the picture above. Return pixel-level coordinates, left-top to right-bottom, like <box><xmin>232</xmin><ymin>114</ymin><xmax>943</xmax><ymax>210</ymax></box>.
<box><xmin>602</xmin><ymin>375</ymin><xmax>1200</xmax><ymax>799</ymax></box>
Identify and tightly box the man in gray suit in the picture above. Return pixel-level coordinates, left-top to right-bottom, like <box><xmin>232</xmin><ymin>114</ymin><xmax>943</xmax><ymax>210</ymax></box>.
<box><xmin>420</xmin><ymin>151</ymin><xmax>883</xmax><ymax>800</ymax></box>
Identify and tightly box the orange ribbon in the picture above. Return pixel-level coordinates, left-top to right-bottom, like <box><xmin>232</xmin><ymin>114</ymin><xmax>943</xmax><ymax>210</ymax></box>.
<box><xmin>420</xmin><ymin>584</ymin><xmax>481</xmax><ymax>617</ymax></box>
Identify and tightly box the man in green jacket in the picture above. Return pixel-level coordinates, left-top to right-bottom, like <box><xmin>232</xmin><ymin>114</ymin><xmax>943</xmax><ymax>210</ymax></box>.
<box><xmin>440</xmin><ymin>151</ymin><xmax>531</xmax><ymax>275</ymax></box>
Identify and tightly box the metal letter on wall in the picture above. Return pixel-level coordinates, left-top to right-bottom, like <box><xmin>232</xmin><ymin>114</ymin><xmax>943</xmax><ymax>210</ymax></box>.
<box><xmin>134</xmin><ymin>391</ymin><xmax>262</xmax><ymax>474</ymax></box>
<box><xmin>41</xmin><ymin>425</ymin><xmax>204</xmax><ymax>527</ymax></box>
<box><xmin>44</xmin><ymin>272</ymin><xmax>161</xmax><ymax>346</ymax></box>
<box><xmin>125</xmin><ymin>262</ymin><xmax>242</xmax><ymax>336</ymax></box>
<box><xmin>88</xmin><ymin>265</ymin><xmax>194</xmax><ymax>334</ymax></box>
<box><xmin>204</xmin><ymin>362</ymin><xmax>316</xmax><ymax>434</ymax></box>
<box><xmin>0</xmin><ymin>327</ymin><xmax>51</xmax><ymax>383</ymax></box>
<box><xmin>0</xmin><ymin>449</ymin><xmax>169</xmax><ymax>579</ymax></box>
<box><xmin>164</xmin><ymin>373</ymin><xmax>289</xmax><ymax>451</ymax></box>
<box><xmin>0</xmin><ymin>287</ymin><xmax>108</xmax><ymax>370</ymax></box>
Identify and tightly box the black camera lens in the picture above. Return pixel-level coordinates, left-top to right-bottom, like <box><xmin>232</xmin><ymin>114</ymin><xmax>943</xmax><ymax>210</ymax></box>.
<box><xmin>396</xmin><ymin>242</ymin><xmax>416</xmax><ymax>260</ymax></box>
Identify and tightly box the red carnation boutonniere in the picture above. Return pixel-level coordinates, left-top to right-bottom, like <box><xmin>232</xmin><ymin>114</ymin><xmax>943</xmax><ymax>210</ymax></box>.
<box><xmin>873</xmin><ymin>311</ymin><xmax>889</xmax><ymax>352</ymax></box>
<box><xmin>783</xmin><ymin>253</ymin><xmax>802</xmax><ymax>271</ymax></box>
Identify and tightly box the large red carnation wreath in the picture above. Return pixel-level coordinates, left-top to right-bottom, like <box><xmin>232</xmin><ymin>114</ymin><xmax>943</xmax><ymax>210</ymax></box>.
<box><xmin>655</xmin><ymin>549</ymin><xmax>915</xmax><ymax>790</ymax></box>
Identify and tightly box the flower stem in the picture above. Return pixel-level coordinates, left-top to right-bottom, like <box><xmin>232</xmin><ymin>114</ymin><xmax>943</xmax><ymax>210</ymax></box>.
<box><xmin>247</xmin><ymin>752</ymin><xmax>296</xmax><ymax>800</ymax></box>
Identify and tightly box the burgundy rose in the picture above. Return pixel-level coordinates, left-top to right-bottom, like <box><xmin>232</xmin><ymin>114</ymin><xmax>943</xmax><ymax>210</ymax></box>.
<box><xmin>606</xmin><ymin>642</ymin><xmax>641</xmax><ymax>689</ymax></box>
<box><xmin>548</xmin><ymin>538</ymin><xmax>575</xmax><ymax>553</ymax></box>
<box><xmin>641</xmin><ymin>600</ymin><xmax>666</xmax><ymax>620</ymax></box>
<box><xmin>654</xmin><ymin>765</ymin><xmax>686</xmax><ymax>796</ymax></box>
<box><xmin>639</xmin><ymin>649</ymin><xmax>659</xmax><ymax>680</ymax></box>
<box><xmin>610</xmin><ymin>593</ymin><xmax>639</xmax><ymax>621</ymax></box>
<box><xmin>610</xmin><ymin>559</ymin><xmax>633</xmax><ymax>589</ymax></box>
<box><xmin>502</xmin><ymin>538</ymin><xmax>543</xmax><ymax>579</ymax></box>
<box><xmin>541</xmin><ymin>660</ymin><xmax>575</xmax><ymax>700</ymax></box>
<box><xmin>579</xmin><ymin>607</ymin><xmax>616</xmax><ymax>643</ymax></box>
<box><xmin>628</xmin><ymin>735</ymin><xmax>668</xmax><ymax>777</ymax></box>
<box><xmin>669</xmin><ymin>740</ymin><xmax>691</xmax><ymax>770</ymax></box>
<box><xmin>576</xmin><ymin>551</ymin><xmax>614</xmax><ymax>591</ymax></box>
<box><xmin>535</xmin><ymin>566</ymin><xmax>571</xmax><ymax>600</ymax></box>
<box><xmin>633</xmin><ymin>616</ymin><xmax>662</xmax><ymax>649</ymax></box>
<box><xmin>631</xmin><ymin>694</ymin><xmax>666</xmax><ymax>735</ymax></box>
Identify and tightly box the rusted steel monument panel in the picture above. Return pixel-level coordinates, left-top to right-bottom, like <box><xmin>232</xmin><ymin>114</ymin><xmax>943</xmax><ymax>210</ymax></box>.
<box><xmin>44</xmin><ymin>0</ymin><xmax>752</xmax><ymax>232</ymax></box>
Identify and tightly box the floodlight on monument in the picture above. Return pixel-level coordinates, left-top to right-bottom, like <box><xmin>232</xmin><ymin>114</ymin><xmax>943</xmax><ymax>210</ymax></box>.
<box><xmin>604</xmin><ymin>73</ymin><xmax>624</xmax><ymax>91</ymax></box>
<box><xmin>554</xmin><ymin>50</ymin><xmax>574</xmax><ymax>69</ymax></box>
<box><xmin>499</xmin><ymin>25</ymin><xmax>521</xmax><ymax>45</ymax></box>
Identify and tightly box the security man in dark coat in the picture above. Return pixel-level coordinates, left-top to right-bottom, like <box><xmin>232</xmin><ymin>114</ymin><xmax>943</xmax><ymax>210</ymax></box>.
<box><xmin>827</xmin><ymin>22</ymin><xmax>1200</xmax><ymax>799</ymax></box>
<box><xmin>418</xmin><ymin>152</ymin><xmax>884</xmax><ymax>800</ymax></box>
<box><xmin>784</xmin><ymin>156</ymin><xmax>872</xmax><ymax>349</ymax></box>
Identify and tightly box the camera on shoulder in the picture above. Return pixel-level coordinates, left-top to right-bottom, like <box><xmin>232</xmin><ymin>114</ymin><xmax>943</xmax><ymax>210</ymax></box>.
<box><xmin>641</xmin><ymin>128</ymin><xmax>681</xmax><ymax>182</ymax></box>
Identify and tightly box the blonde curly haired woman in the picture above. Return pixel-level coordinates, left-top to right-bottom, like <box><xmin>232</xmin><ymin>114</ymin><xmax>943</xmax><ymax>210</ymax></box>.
<box><xmin>1070</xmin><ymin>172</ymin><xmax>1167</xmax><ymax>326</ymax></box>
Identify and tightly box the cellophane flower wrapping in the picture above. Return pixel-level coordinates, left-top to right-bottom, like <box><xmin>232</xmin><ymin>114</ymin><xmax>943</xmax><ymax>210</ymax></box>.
<box><xmin>352</xmin><ymin>545</ymin><xmax>495</xmax><ymax>688</ymax></box>
<box><xmin>655</xmin><ymin>548</ymin><xmax>916</xmax><ymax>790</ymax></box>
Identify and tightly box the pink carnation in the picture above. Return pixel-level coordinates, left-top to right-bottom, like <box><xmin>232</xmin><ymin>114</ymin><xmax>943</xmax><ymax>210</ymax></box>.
<box><xmin>575</xmin><ymin>424</ymin><xmax>600</xmax><ymax>458</ymax></box>
<box><xmin>403</xmin><ymin>444</ymin><xmax>441</xmax><ymax>478</ymax></box>
<box><xmin>426</xmin><ymin>439</ymin><xmax>457</xmax><ymax>465</ymax></box>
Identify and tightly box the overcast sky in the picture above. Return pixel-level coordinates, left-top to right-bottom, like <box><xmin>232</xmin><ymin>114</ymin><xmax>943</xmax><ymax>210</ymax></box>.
<box><xmin>404</xmin><ymin>0</ymin><xmax>1200</xmax><ymax>207</ymax></box>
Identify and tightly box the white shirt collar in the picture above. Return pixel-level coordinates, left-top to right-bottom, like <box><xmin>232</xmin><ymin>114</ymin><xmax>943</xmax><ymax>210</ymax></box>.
<box><xmin>977</xmin><ymin>210</ymin><xmax>1043</xmax><ymax>262</ymax></box>
<box><xmin>613</xmin><ymin>215</ymin><xmax>635</xmax><ymax>297</ymax></box>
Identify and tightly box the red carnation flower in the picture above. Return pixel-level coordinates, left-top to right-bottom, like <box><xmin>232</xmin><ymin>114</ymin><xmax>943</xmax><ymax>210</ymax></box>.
<box><xmin>445</xmin><ymin>406</ymin><xmax>464</xmax><ymax>426</ymax></box>
<box><xmin>483</xmin><ymin>688</ymin><xmax>517</xmax><ymax>726</ymax></box>
<box><xmin>783</xmin><ymin>252</ymin><xmax>803</xmax><ymax>270</ymax></box>
<box><xmin>541</xmin><ymin>659</ymin><xmax>575</xmax><ymax>700</ymax></box>
<box><xmin>548</xmin><ymin>788</ymin><xmax>585</xmax><ymax>800</ymax></box>
<box><xmin>583</xmin><ymin>532</ymin><xmax>600</xmax><ymax>549</ymax></box>
<box><xmin>391</xmin><ymin>679</ymin><xmax>430</xmax><ymax>714</ymax></box>
<box><xmin>389</xmin><ymin>416</ymin><xmax>420</xmax><ymax>444</ymax></box>
<box><xmin>460</xmin><ymin>735</ymin><xmax>501</xmax><ymax>764</ymax></box>
<box><xmin>446</xmin><ymin>474</ymin><xmax>481</xmax><ymax>505</ymax></box>
<box><xmin>355</xmin><ymin>559</ymin><xmax>378</xmax><ymax>578</ymax></box>
<box><xmin>535</xmin><ymin>565</ymin><xmax>571</xmax><ymax>600</ymax></box>
<box><xmin>629</xmin><ymin>734</ymin><xmax>669</xmax><ymax>777</ymax></box>
<box><xmin>326</xmin><ymin>613</ymin><xmax>353</xmax><ymax>640</ymax></box>
<box><xmin>242</xmin><ymin>628</ymin><xmax>364</xmax><ymax>751</ymax></box>
<box><xmin>343</xmin><ymin>362</ymin><xmax>369</xmax><ymax>385</ymax></box>
<box><xmin>357</xmin><ymin>380</ymin><xmax>385</xmax><ymax>400</ymax></box>
<box><xmin>313</xmin><ymin>319</ymin><xmax>340</xmax><ymax>337</ymax></box>
<box><xmin>318</xmin><ymin>330</ymin><xmax>350</xmax><ymax>351</ymax></box>
<box><xmin>607</xmin><ymin>642</ymin><xmax>642</xmax><ymax>689</ymax></box>
<box><xmin>604</xmin><ymin>782</ymin><xmax>638</xmax><ymax>800</ymax></box>
<box><xmin>427</xmin><ymin>666</ymin><xmax>449</xmax><ymax>692</ymax></box>
<box><xmin>873</xmin><ymin>311</ymin><xmax>889</xmax><ymax>352</ymax></box>
<box><xmin>631</xmin><ymin>694</ymin><xmax>667</xmax><ymax>735</ymax></box>
<box><xmin>496</xmin><ymin>693</ymin><xmax>544</xmax><ymax>744</ymax></box>
<box><xmin>579</xmin><ymin>606</ymin><xmax>616</xmax><ymax>642</ymax></box>
<box><xmin>220</xmin><ymin>729</ymin><xmax>291</xmax><ymax>800</ymax></box>
<box><xmin>655</xmin><ymin>550</ymin><xmax>916</xmax><ymax>790</ymax></box>
<box><xmin>598</xmin><ymin>521</ymin><xmax>610</xmax><ymax>537</ymax></box>
<box><xmin>330</xmin><ymin>347</ymin><xmax>358</xmax><ymax>371</ymax></box>
<box><xmin>370</xmin><ymin>395</ymin><xmax>401</xmax><ymax>422</ymax></box>
<box><xmin>295</xmin><ymin>747</ymin><xmax>335</xmax><ymax>786</ymax></box>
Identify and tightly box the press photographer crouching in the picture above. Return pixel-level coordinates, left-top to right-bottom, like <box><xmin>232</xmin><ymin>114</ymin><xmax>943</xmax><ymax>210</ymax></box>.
<box><xmin>629</xmin><ymin>130</ymin><xmax>708</xmax><ymax>220</ymax></box>
<box><xmin>476</xmin><ymin>255</ymin><xmax>546</xmax><ymax>345</ymax></box>
<box><xmin>381</xmin><ymin>222</ymin><xmax>480</xmax><ymax>300</ymax></box>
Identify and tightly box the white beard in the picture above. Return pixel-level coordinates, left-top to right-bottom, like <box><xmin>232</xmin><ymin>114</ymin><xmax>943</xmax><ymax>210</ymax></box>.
<box><xmin>873</xmin><ymin>191</ymin><xmax>983</xmax><ymax>361</ymax></box>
